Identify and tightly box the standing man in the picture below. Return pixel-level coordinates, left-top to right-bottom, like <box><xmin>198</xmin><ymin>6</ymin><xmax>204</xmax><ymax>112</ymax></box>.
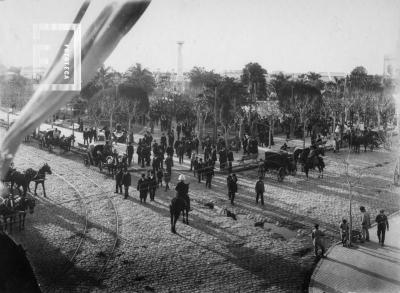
<box><xmin>126</xmin><ymin>142</ymin><xmax>134</xmax><ymax>166</ymax></box>
<box><xmin>227</xmin><ymin>148</ymin><xmax>234</xmax><ymax>174</ymax></box>
<box><xmin>164</xmin><ymin>170</ymin><xmax>171</xmax><ymax>191</ymax></box>
<box><xmin>197</xmin><ymin>158</ymin><xmax>203</xmax><ymax>183</ymax></box>
<box><xmin>137</xmin><ymin>174</ymin><xmax>148</xmax><ymax>203</ymax></box>
<box><xmin>165</xmin><ymin>155</ymin><xmax>173</xmax><ymax>175</ymax></box>
<box><xmin>205</xmin><ymin>162</ymin><xmax>214</xmax><ymax>189</ymax></box>
<box><xmin>375</xmin><ymin>209</ymin><xmax>389</xmax><ymax>246</ymax></box>
<box><xmin>178</xmin><ymin>142</ymin><xmax>184</xmax><ymax>164</ymax></box>
<box><xmin>115</xmin><ymin>168</ymin><xmax>123</xmax><ymax>194</ymax></box>
<box><xmin>360</xmin><ymin>206</ymin><xmax>371</xmax><ymax>242</ymax></box>
<box><xmin>148</xmin><ymin>172</ymin><xmax>157</xmax><ymax>201</ymax></box>
<box><xmin>311</xmin><ymin>224</ymin><xmax>326</xmax><ymax>258</ymax></box>
<box><xmin>122</xmin><ymin>169</ymin><xmax>131</xmax><ymax>199</ymax></box>
<box><xmin>255</xmin><ymin>176</ymin><xmax>265</xmax><ymax>205</ymax></box>
<box><xmin>83</xmin><ymin>128</ymin><xmax>89</xmax><ymax>145</ymax></box>
<box><xmin>227</xmin><ymin>174</ymin><xmax>237</xmax><ymax>205</ymax></box>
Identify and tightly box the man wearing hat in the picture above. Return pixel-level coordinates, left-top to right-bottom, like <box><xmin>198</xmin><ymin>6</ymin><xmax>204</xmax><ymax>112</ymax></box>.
<box><xmin>122</xmin><ymin>169</ymin><xmax>131</xmax><ymax>199</ymax></box>
<box><xmin>312</xmin><ymin>224</ymin><xmax>326</xmax><ymax>258</ymax></box>
<box><xmin>137</xmin><ymin>174</ymin><xmax>148</xmax><ymax>203</ymax></box>
<box><xmin>375</xmin><ymin>209</ymin><xmax>389</xmax><ymax>246</ymax></box>
<box><xmin>359</xmin><ymin>206</ymin><xmax>371</xmax><ymax>242</ymax></box>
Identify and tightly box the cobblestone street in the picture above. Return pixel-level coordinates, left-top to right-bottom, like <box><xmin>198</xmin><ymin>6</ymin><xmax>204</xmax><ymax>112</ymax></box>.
<box><xmin>3</xmin><ymin>127</ymin><xmax>399</xmax><ymax>292</ymax></box>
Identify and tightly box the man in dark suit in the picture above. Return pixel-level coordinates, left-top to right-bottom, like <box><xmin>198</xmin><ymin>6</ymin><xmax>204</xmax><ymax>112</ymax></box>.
<box><xmin>126</xmin><ymin>142</ymin><xmax>134</xmax><ymax>166</ymax></box>
<box><xmin>137</xmin><ymin>174</ymin><xmax>148</xmax><ymax>203</ymax></box>
<box><xmin>115</xmin><ymin>168</ymin><xmax>123</xmax><ymax>194</ymax></box>
<box><xmin>122</xmin><ymin>169</ymin><xmax>131</xmax><ymax>199</ymax></box>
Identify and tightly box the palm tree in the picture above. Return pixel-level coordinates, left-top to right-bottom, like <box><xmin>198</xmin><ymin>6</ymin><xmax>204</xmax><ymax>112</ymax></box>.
<box><xmin>124</xmin><ymin>63</ymin><xmax>155</xmax><ymax>95</ymax></box>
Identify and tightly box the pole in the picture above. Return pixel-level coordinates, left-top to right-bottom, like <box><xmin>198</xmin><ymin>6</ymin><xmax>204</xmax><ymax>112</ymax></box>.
<box><xmin>213</xmin><ymin>86</ymin><xmax>217</xmax><ymax>143</ymax></box>
<box><xmin>349</xmin><ymin>182</ymin><xmax>353</xmax><ymax>246</ymax></box>
<box><xmin>269</xmin><ymin>117</ymin><xmax>272</xmax><ymax>149</ymax></box>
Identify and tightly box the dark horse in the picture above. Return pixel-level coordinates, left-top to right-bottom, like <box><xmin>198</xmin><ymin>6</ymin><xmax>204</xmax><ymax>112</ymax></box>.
<box><xmin>296</xmin><ymin>147</ymin><xmax>325</xmax><ymax>178</ymax></box>
<box><xmin>343</xmin><ymin>130</ymin><xmax>378</xmax><ymax>153</ymax></box>
<box><xmin>25</xmin><ymin>163</ymin><xmax>52</xmax><ymax>197</ymax></box>
<box><xmin>170</xmin><ymin>182</ymin><xmax>190</xmax><ymax>234</ymax></box>
<box><xmin>0</xmin><ymin>196</ymin><xmax>36</xmax><ymax>232</ymax></box>
<box><xmin>0</xmin><ymin>232</ymin><xmax>41</xmax><ymax>292</ymax></box>
<box><xmin>9</xmin><ymin>163</ymin><xmax>52</xmax><ymax>197</ymax></box>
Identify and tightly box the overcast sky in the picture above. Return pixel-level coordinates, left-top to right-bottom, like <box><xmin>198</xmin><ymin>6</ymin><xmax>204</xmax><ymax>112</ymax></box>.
<box><xmin>0</xmin><ymin>0</ymin><xmax>399</xmax><ymax>74</ymax></box>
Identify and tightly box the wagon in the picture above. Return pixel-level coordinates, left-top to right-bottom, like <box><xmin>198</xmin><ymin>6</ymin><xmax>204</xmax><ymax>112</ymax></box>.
<box><xmin>262</xmin><ymin>150</ymin><xmax>297</xmax><ymax>182</ymax></box>
<box><xmin>83</xmin><ymin>144</ymin><xmax>113</xmax><ymax>171</ymax></box>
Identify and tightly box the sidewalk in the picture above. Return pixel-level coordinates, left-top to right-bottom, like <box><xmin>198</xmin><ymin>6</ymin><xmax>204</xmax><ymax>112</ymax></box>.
<box><xmin>309</xmin><ymin>213</ymin><xmax>400</xmax><ymax>293</ymax></box>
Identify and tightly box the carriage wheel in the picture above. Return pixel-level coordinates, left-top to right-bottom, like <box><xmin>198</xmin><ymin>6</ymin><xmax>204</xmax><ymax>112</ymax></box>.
<box><xmin>278</xmin><ymin>167</ymin><xmax>285</xmax><ymax>182</ymax></box>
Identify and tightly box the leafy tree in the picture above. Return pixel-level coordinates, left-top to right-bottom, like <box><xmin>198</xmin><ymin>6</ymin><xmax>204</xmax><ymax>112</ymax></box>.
<box><xmin>256</xmin><ymin>99</ymin><xmax>282</xmax><ymax>148</ymax></box>
<box><xmin>124</xmin><ymin>63</ymin><xmax>155</xmax><ymax>95</ymax></box>
<box><xmin>0</xmin><ymin>73</ymin><xmax>33</xmax><ymax>110</ymax></box>
<box><xmin>188</xmin><ymin>67</ymin><xmax>222</xmax><ymax>139</ymax></box>
<box><xmin>322</xmin><ymin>77</ymin><xmax>345</xmax><ymax>130</ymax></box>
<box><xmin>241</xmin><ymin>62</ymin><xmax>267</xmax><ymax>101</ymax></box>
<box><xmin>119</xmin><ymin>84</ymin><xmax>149</xmax><ymax>134</ymax></box>
<box><xmin>217</xmin><ymin>77</ymin><xmax>248</xmax><ymax>143</ymax></box>
<box><xmin>291</xmin><ymin>80</ymin><xmax>322</xmax><ymax>147</ymax></box>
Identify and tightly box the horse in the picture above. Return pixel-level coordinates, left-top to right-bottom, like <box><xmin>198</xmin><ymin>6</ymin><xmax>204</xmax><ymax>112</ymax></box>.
<box><xmin>298</xmin><ymin>147</ymin><xmax>325</xmax><ymax>178</ymax></box>
<box><xmin>25</xmin><ymin>163</ymin><xmax>52</xmax><ymax>197</ymax></box>
<box><xmin>0</xmin><ymin>197</ymin><xmax>16</xmax><ymax>233</ymax></box>
<box><xmin>170</xmin><ymin>183</ymin><xmax>190</xmax><ymax>234</ymax></box>
<box><xmin>59</xmin><ymin>135</ymin><xmax>74</xmax><ymax>152</ymax></box>
<box><xmin>13</xmin><ymin>195</ymin><xmax>36</xmax><ymax>231</ymax></box>
<box><xmin>9</xmin><ymin>170</ymin><xmax>31</xmax><ymax>197</ymax></box>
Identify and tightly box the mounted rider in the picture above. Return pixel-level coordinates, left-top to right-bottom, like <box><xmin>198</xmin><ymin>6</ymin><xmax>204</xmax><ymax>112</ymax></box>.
<box><xmin>175</xmin><ymin>174</ymin><xmax>190</xmax><ymax>211</ymax></box>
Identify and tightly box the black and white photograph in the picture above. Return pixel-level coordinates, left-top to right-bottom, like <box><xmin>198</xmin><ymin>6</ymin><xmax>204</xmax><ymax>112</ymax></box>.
<box><xmin>0</xmin><ymin>0</ymin><xmax>399</xmax><ymax>292</ymax></box>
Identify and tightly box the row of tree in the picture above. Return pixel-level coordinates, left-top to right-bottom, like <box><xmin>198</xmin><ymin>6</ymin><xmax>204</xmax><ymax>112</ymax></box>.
<box><xmin>0</xmin><ymin>62</ymin><xmax>396</xmax><ymax>144</ymax></box>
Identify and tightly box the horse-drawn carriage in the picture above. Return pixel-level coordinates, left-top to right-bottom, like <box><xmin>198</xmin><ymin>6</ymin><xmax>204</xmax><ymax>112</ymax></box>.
<box><xmin>38</xmin><ymin>129</ymin><xmax>74</xmax><ymax>152</ymax></box>
<box><xmin>260</xmin><ymin>150</ymin><xmax>297</xmax><ymax>182</ymax></box>
<box><xmin>83</xmin><ymin>143</ymin><xmax>127</xmax><ymax>174</ymax></box>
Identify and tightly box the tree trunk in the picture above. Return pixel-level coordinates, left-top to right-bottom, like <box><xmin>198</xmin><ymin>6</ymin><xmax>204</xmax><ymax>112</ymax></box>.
<box><xmin>239</xmin><ymin>118</ymin><xmax>243</xmax><ymax>139</ymax></box>
<box><xmin>110</xmin><ymin>113</ymin><xmax>113</xmax><ymax>132</ymax></box>
<box><xmin>377</xmin><ymin>104</ymin><xmax>381</xmax><ymax>129</ymax></box>
<box><xmin>128</xmin><ymin>116</ymin><xmax>132</xmax><ymax>141</ymax></box>
<box><xmin>303</xmin><ymin>120</ymin><xmax>306</xmax><ymax>148</ymax></box>
<box><xmin>268</xmin><ymin>118</ymin><xmax>272</xmax><ymax>149</ymax></box>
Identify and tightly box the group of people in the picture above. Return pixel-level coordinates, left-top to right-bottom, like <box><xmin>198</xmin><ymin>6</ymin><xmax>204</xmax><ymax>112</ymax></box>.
<box><xmin>313</xmin><ymin>206</ymin><xmax>390</xmax><ymax>259</ymax></box>
<box><xmin>339</xmin><ymin>207</ymin><xmax>390</xmax><ymax>248</ymax></box>
<box><xmin>83</xmin><ymin>127</ymin><xmax>98</xmax><ymax>145</ymax></box>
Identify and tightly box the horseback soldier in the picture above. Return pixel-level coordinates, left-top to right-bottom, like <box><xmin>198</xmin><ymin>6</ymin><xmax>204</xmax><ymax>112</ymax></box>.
<box><xmin>175</xmin><ymin>174</ymin><xmax>190</xmax><ymax>211</ymax></box>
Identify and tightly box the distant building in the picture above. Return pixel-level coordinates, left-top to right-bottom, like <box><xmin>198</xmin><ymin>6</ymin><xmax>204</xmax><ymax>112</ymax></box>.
<box><xmin>20</xmin><ymin>66</ymin><xmax>46</xmax><ymax>81</ymax></box>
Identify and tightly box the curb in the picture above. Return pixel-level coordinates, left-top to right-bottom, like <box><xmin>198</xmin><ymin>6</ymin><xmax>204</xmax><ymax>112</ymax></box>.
<box><xmin>308</xmin><ymin>241</ymin><xmax>341</xmax><ymax>293</ymax></box>
<box><xmin>308</xmin><ymin>211</ymin><xmax>400</xmax><ymax>293</ymax></box>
